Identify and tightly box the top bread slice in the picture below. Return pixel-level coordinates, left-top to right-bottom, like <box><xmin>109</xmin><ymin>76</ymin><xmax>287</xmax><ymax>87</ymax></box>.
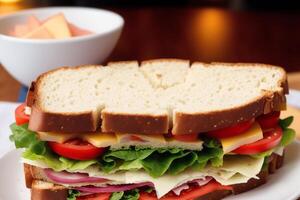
<box><xmin>28</xmin><ymin>59</ymin><xmax>288</xmax><ymax>134</ymax></box>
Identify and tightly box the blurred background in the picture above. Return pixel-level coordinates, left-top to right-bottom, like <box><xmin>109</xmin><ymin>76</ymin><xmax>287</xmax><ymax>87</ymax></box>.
<box><xmin>0</xmin><ymin>0</ymin><xmax>300</xmax><ymax>102</ymax></box>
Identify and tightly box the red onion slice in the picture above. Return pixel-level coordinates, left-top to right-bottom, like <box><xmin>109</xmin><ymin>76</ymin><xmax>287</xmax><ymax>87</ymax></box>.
<box><xmin>44</xmin><ymin>169</ymin><xmax>108</xmax><ymax>184</ymax></box>
<box><xmin>76</xmin><ymin>182</ymin><xmax>154</xmax><ymax>193</ymax></box>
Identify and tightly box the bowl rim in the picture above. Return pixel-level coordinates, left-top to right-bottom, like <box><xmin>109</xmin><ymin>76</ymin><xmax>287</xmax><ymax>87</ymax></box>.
<box><xmin>0</xmin><ymin>6</ymin><xmax>124</xmax><ymax>44</ymax></box>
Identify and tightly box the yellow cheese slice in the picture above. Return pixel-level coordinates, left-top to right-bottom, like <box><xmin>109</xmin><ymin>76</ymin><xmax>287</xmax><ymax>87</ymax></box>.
<box><xmin>37</xmin><ymin>131</ymin><xmax>117</xmax><ymax>148</ymax></box>
<box><xmin>220</xmin><ymin>122</ymin><xmax>263</xmax><ymax>154</ymax></box>
<box><xmin>83</xmin><ymin>132</ymin><xmax>117</xmax><ymax>148</ymax></box>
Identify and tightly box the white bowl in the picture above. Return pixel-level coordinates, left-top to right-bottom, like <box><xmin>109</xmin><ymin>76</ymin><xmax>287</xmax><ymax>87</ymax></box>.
<box><xmin>0</xmin><ymin>7</ymin><xmax>124</xmax><ymax>86</ymax></box>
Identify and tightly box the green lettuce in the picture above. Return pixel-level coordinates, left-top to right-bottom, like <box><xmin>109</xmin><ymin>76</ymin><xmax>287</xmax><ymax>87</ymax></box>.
<box><xmin>10</xmin><ymin>123</ymin><xmax>46</xmax><ymax>155</ymax></box>
<box><xmin>67</xmin><ymin>190</ymin><xmax>80</xmax><ymax>200</ymax></box>
<box><xmin>279</xmin><ymin>116</ymin><xmax>296</xmax><ymax>146</ymax></box>
<box><xmin>110</xmin><ymin>189</ymin><xmax>140</xmax><ymax>200</ymax></box>
<box><xmin>100</xmin><ymin>138</ymin><xmax>223</xmax><ymax>178</ymax></box>
<box><xmin>10</xmin><ymin>123</ymin><xmax>99</xmax><ymax>172</ymax></box>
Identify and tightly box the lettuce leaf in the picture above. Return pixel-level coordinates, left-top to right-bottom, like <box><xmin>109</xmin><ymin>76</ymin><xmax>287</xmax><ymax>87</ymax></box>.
<box><xmin>10</xmin><ymin>123</ymin><xmax>46</xmax><ymax>155</ymax></box>
<box><xmin>22</xmin><ymin>149</ymin><xmax>98</xmax><ymax>171</ymax></box>
<box><xmin>279</xmin><ymin>116</ymin><xmax>296</xmax><ymax>146</ymax></box>
<box><xmin>280</xmin><ymin>128</ymin><xmax>296</xmax><ymax>146</ymax></box>
<box><xmin>100</xmin><ymin>138</ymin><xmax>223</xmax><ymax>178</ymax></box>
<box><xmin>110</xmin><ymin>189</ymin><xmax>139</xmax><ymax>200</ymax></box>
<box><xmin>279</xmin><ymin>116</ymin><xmax>294</xmax><ymax>129</ymax></box>
<box><xmin>67</xmin><ymin>190</ymin><xmax>80</xmax><ymax>200</ymax></box>
<box><xmin>10</xmin><ymin>123</ymin><xmax>99</xmax><ymax>172</ymax></box>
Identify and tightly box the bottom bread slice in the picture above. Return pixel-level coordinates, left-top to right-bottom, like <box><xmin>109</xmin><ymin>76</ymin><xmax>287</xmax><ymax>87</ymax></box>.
<box><xmin>25</xmin><ymin>153</ymin><xmax>284</xmax><ymax>200</ymax></box>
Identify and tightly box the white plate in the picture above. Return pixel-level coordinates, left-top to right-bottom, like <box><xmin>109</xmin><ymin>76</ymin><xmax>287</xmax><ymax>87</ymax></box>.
<box><xmin>0</xmin><ymin>142</ymin><xmax>299</xmax><ymax>200</ymax></box>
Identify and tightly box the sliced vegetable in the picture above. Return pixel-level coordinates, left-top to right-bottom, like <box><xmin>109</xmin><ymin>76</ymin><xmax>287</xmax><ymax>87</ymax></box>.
<box><xmin>67</xmin><ymin>190</ymin><xmax>81</xmax><ymax>200</ymax></box>
<box><xmin>206</xmin><ymin>119</ymin><xmax>254</xmax><ymax>139</ymax></box>
<box><xmin>9</xmin><ymin>123</ymin><xmax>46</xmax><ymax>155</ymax></box>
<box><xmin>233</xmin><ymin>126</ymin><xmax>283</xmax><ymax>155</ymax></box>
<box><xmin>280</xmin><ymin>128</ymin><xmax>296</xmax><ymax>146</ymax></box>
<box><xmin>139</xmin><ymin>192</ymin><xmax>157</xmax><ymax>200</ymax></box>
<box><xmin>257</xmin><ymin>112</ymin><xmax>280</xmax><ymax>130</ymax></box>
<box><xmin>172</xmin><ymin>133</ymin><xmax>199</xmax><ymax>142</ymax></box>
<box><xmin>48</xmin><ymin>139</ymin><xmax>106</xmax><ymax>160</ymax></box>
<box><xmin>110</xmin><ymin>189</ymin><xmax>140</xmax><ymax>200</ymax></box>
<box><xmin>44</xmin><ymin>168</ymin><xmax>107</xmax><ymax>184</ymax></box>
<box><xmin>76</xmin><ymin>193</ymin><xmax>111</xmax><ymax>200</ymax></box>
<box><xmin>76</xmin><ymin>182</ymin><xmax>153</xmax><ymax>193</ymax></box>
<box><xmin>139</xmin><ymin>181</ymin><xmax>233</xmax><ymax>200</ymax></box>
<box><xmin>22</xmin><ymin>148</ymin><xmax>98</xmax><ymax>171</ymax></box>
<box><xmin>279</xmin><ymin>116</ymin><xmax>294</xmax><ymax>129</ymax></box>
<box><xmin>15</xmin><ymin>103</ymin><xmax>30</xmax><ymax>125</ymax></box>
<box><xmin>100</xmin><ymin>139</ymin><xmax>223</xmax><ymax>178</ymax></box>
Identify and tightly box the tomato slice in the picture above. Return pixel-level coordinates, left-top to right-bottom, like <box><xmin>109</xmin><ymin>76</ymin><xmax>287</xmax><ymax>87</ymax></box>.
<box><xmin>172</xmin><ymin>133</ymin><xmax>199</xmax><ymax>142</ymax></box>
<box><xmin>162</xmin><ymin>181</ymin><xmax>232</xmax><ymax>200</ymax></box>
<box><xmin>232</xmin><ymin>126</ymin><xmax>283</xmax><ymax>155</ymax></box>
<box><xmin>257</xmin><ymin>111</ymin><xmax>280</xmax><ymax>130</ymax></box>
<box><xmin>76</xmin><ymin>193</ymin><xmax>111</xmax><ymax>200</ymax></box>
<box><xmin>139</xmin><ymin>181</ymin><xmax>232</xmax><ymax>200</ymax></box>
<box><xmin>139</xmin><ymin>192</ymin><xmax>157</xmax><ymax>200</ymax></box>
<box><xmin>15</xmin><ymin>103</ymin><xmax>30</xmax><ymax>125</ymax></box>
<box><xmin>206</xmin><ymin>119</ymin><xmax>254</xmax><ymax>139</ymax></box>
<box><xmin>48</xmin><ymin>139</ymin><xmax>106</xmax><ymax>160</ymax></box>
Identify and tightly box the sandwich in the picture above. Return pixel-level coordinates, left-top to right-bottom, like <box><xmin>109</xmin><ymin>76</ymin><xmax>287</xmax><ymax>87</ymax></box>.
<box><xmin>10</xmin><ymin>59</ymin><xmax>296</xmax><ymax>200</ymax></box>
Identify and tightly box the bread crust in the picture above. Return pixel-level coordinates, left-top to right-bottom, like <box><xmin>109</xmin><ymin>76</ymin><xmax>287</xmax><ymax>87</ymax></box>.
<box><xmin>31</xmin><ymin>180</ymin><xmax>68</xmax><ymax>200</ymax></box>
<box><xmin>173</xmin><ymin>90</ymin><xmax>286</xmax><ymax>134</ymax></box>
<box><xmin>24</xmin><ymin>164</ymin><xmax>33</xmax><ymax>188</ymax></box>
<box><xmin>27</xmin><ymin>60</ymin><xmax>288</xmax><ymax>134</ymax></box>
<box><xmin>29</xmin><ymin>105</ymin><xmax>97</xmax><ymax>133</ymax></box>
<box><xmin>102</xmin><ymin>112</ymin><xmax>169</xmax><ymax>134</ymax></box>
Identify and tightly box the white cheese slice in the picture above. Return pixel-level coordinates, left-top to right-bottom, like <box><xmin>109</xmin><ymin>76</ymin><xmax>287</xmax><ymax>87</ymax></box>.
<box><xmin>23</xmin><ymin>155</ymin><xmax>264</xmax><ymax>198</ymax></box>
<box><xmin>125</xmin><ymin>170</ymin><xmax>206</xmax><ymax>198</ymax></box>
<box><xmin>274</xmin><ymin>146</ymin><xmax>284</xmax><ymax>156</ymax></box>
<box><xmin>166</xmin><ymin>138</ymin><xmax>203</xmax><ymax>151</ymax></box>
<box><xmin>220</xmin><ymin>122</ymin><xmax>263</xmax><ymax>153</ymax></box>
<box><xmin>37</xmin><ymin>132</ymin><xmax>76</xmax><ymax>143</ymax></box>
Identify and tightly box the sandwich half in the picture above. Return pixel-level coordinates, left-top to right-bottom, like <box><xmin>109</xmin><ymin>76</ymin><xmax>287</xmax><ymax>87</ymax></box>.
<box><xmin>10</xmin><ymin>59</ymin><xmax>296</xmax><ymax>200</ymax></box>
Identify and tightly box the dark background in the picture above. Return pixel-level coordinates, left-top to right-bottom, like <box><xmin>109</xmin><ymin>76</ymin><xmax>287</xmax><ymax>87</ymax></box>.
<box><xmin>0</xmin><ymin>0</ymin><xmax>300</xmax><ymax>101</ymax></box>
<box><xmin>2</xmin><ymin>0</ymin><xmax>300</xmax><ymax>72</ymax></box>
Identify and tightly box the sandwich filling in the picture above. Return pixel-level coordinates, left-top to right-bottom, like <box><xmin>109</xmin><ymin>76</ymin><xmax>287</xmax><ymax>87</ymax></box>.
<box><xmin>10</xmin><ymin>104</ymin><xmax>295</xmax><ymax>200</ymax></box>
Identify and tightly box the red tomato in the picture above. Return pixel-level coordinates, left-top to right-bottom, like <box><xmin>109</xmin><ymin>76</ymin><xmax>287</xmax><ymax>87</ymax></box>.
<box><xmin>206</xmin><ymin>119</ymin><xmax>254</xmax><ymax>139</ymax></box>
<box><xmin>162</xmin><ymin>181</ymin><xmax>232</xmax><ymax>200</ymax></box>
<box><xmin>76</xmin><ymin>193</ymin><xmax>111</xmax><ymax>200</ymax></box>
<box><xmin>139</xmin><ymin>181</ymin><xmax>233</xmax><ymax>200</ymax></box>
<box><xmin>232</xmin><ymin>126</ymin><xmax>283</xmax><ymax>155</ymax></box>
<box><xmin>173</xmin><ymin>133</ymin><xmax>199</xmax><ymax>142</ymax></box>
<box><xmin>139</xmin><ymin>192</ymin><xmax>157</xmax><ymax>200</ymax></box>
<box><xmin>15</xmin><ymin>103</ymin><xmax>30</xmax><ymax>125</ymax></box>
<box><xmin>48</xmin><ymin>139</ymin><xmax>106</xmax><ymax>160</ymax></box>
<box><xmin>257</xmin><ymin>112</ymin><xmax>280</xmax><ymax>130</ymax></box>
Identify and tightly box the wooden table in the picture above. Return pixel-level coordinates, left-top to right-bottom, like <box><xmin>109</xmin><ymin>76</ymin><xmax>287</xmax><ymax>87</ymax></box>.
<box><xmin>0</xmin><ymin>2</ymin><xmax>300</xmax><ymax>137</ymax></box>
